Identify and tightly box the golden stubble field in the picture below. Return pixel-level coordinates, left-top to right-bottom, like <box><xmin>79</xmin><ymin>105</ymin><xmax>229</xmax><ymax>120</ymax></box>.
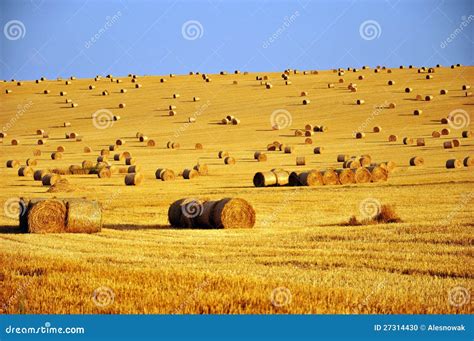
<box><xmin>0</xmin><ymin>66</ymin><xmax>473</xmax><ymax>314</ymax></box>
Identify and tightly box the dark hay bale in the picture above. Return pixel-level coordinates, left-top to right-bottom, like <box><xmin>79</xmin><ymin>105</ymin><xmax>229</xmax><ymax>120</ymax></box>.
<box><xmin>155</xmin><ymin>168</ymin><xmax>176</xmax><ymax>181</ymax></box>
<box><xmin>6</xmin><ymin>160</ymin><xmax>20</xmax><ymax>168</ymax></box>
<box><xmin>446</xmin><ymin>159</ymin><xmax>462</xmax><ymax>169</ymax></box>
<box><xmin>124</xmin><ymin>173</ymin><xmax>144</xmax><ymax>186</ymax></box>
<box><xmin>224</xmin><ymin>156</ymin><xmax>235</xmax><ymax>165</ymax></box>
<box><xmin>18</xmin><ymin>166</ymin><xmax>34</xmax><ymax>177</ymax></box>
<box><xmin>183</xmin><ymin>169</ymin><xmax>199</xmax><ymax>179</ymax></box>
<box><xmin>253</xmin><ymin>172</ymin><xmax>277</xmax><ymax>187</ymax></box>
<box><xmin>42</xmin><ymin>173</ymin><xmax>61</xmax><ymax>186</ymax></box>
<box><xmin>409</xmin><ymin>156</ymin><xmax>424</xmax><ymax>166</ymax></box>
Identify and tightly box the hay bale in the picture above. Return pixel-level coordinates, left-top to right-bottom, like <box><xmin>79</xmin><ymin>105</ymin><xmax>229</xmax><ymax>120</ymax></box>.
<box><xmin>314</xmin><ymin>146</ymin><xmax>324</xmax><ymax>154</ymax></box>
<box><xmin>359</xmin><ymin>156</ymin><xmax>372</xmax><ymax>167</ymax></box>
<box><xmin>284</xmin><ymin>146</ymin><xmax>294</xmax><ymax>154</ymax></box>
<box><xmin>452</xmin><ymin>139</ymin><xmax>461</xmax><ymax>147</ymax></box>
<box><xmin>42</xmin><ymin>173</ymin><xmax>61</xmax><ymax>186</ymax></box>
<box><xmin>0</xmin><ymin>132</ymin><xmax>7</xmax><ymax>138</ymax></box>
<box><xmin>168</xmin><ymin>198</ymin><xmax>203</xmax><ymax>228</ymax></box>
<box><xmin>462</xmin><ymin>85</ymin><xmax>471</xmax><ymax>90</ymax></box>
<box><xmin>272</xmin><ymin>170</ymin><xmax>290</xmax><ymax>186</ymax></box>
<box><xmin>37</xmin><ymin>139</ymin><xmax>46</xmax><ymax>145</ymax></box>
<box><xmin>116</xmin><ymin>139</ymin><xmax>125</xmax><ymax>146</ymax></box>
<box><xmin>304</xmin><ymin>130</ymin><xmax>313</xmax><ymax>137</ymax></box>
<box><xmin>388</xmin><ymin>102</ymin><xmax>396</xmax><ymax>109</ymax></box>
<box><xmin>373</xmin><ymin>126</ymin><xmax>382</xmax><ymax>133</ymax></box>
<box><xmin>33</xmin><ymin>149</ymin><xmax>41</xmax><ymax>156</ymax></box>
<box><xmin>125</xmin><ymin>157</ymin><xmax>136</xmax><ymax>165</ymax></box>
<box><xmin>416</xmin><ymin>138</ymin><xmax>425</xmax><ymax>146</ymax></box>
<box><xmin>343</xmin><ymin>159</ymin><xmax>361</xmax><ymax>169</ymax></box>
<box><xmin>462</xmin><ymin>131</ymin><xmax>472</xmax><ymax>138</ymax></box>
<box><xmin>183</xmin><ymin>169</ymin><xmax>199</xmax><ymax>179</ymax></box>
<box><xmin>11</xmin><ymin>139</ymin><xmax>19</xmax><ymax>145</ymax></box>
<box><xmin>403</xmin><ymin>137</ymin><xmax>414</xmax><ymax>145</ymax></box>
<box><xmin>139</xmin><ymin>135</ymin><xmax>148</xmax><ymax>142</ymax></box>
<box><xmin>297</xmin><ymin>170</ymin><xmax>324</xmax><ymax>186</ymax></box>
<box><xmin>413</xmin><ymin>109</ymin><xmax>422</xmax><ymax>116</ymax></box>
<box><xmin>109</xmin><ymin>144</ymin><xmax>119</xmax><ymax>151</ymax></box>
<box><xmin>463</xmin><ymin>157</ymin><xmax>473</xmax><ymax>167</ymax></box>
<box><xmin>97</xmin><ymin>156</ymin><xmax>107</xmax><ymax>163</ymax></box>
<box><xmin>440</xmin><ymin>89</ymin><xmax>448</xmax><ymax>95</ymax></box>
<box><xmin>97</xmin><ymin>168</ymin><xmax>112</xmax><ymax>178</ymax></box>
<box><xmin>146</xmin><ymin>139</ymin><xmax>156</xmax><ymax>147</ymax></box>
<box><xmin>195</xmin><ymin>143</ymin><xmax>203</xmax><ymax>150</ymax></box>
<box><xmin>432</xmin><ymin>131</ymin><xmax>441</xmax><ymax>138</ymax></box>
<box><xmin>6</xmin><ymin>160</ymin><xmax>20</xmax><ymax>168</ymax></box>
<box><xmin>193</xmin><ymin>97</ymin><xmax>200</xmax><ymax>102</ymax></box>
<box><xmin>336</xmin><ymin>169</ymin><xmax>355</xmax><ymax>185</ymax></box>
<box><xmin>36</xmin><ymin>129</ymin><xmax>45</xmax><ymax>135</ymax></box>
<box><xmin>224</xmin><ymin>156</ymin><xmax>235</xmax><ymax>165</ymax></box>
<box><xmin>441</xmin><ymin>128</ymin><xmax>450</xmax><ymax>136</ymax></box>
<box><xmin>63</xmin><ymin>199</ymin><xmax>102</xmax><ymax>233</ymax></box>
<box><xmin>304</xmin><ymin>137</ymin><xmax>313</xmax><ymax>144</ymax></box>
<box><xmin>64</xmin><ymin>122</ymin><xmax>71</xmax><ymax>127</ymax></box>
<box><xmin>296</xmin><ymin>156</ymin><xmax>306</xmax><ymax>166</ymax></box>
<box><xmin>440</xmin><ymin>118</ymin><xmax>449</xmax><ymax>124</ymax></box>
<box><xmin>124</xmin><ymin>173</ymin><xmax>144</xmax><ymax>186</ymax></box>
<box><xmin>253</xmin><ymin>172</ymin><xmax>277</xmax><ymax>187</ymax></box>
<box><xmin>321</xmin><ymin>169</ymin><xmax>339</xmax><ymax>185</ymax></box>
<box><xmin>218</xmin><ymin>151</ymin><xmax>229</xmax><ymax>159</ymax></box>
<box><xmin>211</xmin><ymin>198</ymin><xmax>256</xmax><ymax>229</ymax></box>
<box><xmin>231</xmin><ymin>118</ymin><xmax>240</xmax><ymax>125</ymax></box>
<box><xmin>353</xmin><ymin>167</ymin><xmax>371</xmax><ymax>183</ymax></box>
<box><xmin>367</xmin><ymin>166</ymin><xmax>388</xmax><ymax>182</ymax></box>
<box><xmin>254</xmin><ymin>152</ymin><xmax>267</xmax><ymax>162</ymax></box>
<box><xmin>388</xmin><ymin>80</ymin><xmax>395</xmax><ymax>85</ymax></box>
<box><xmin>33</xmin><ymin>169</ymin><xmax>48</xmax><ymax>181</ymax></box>
<box><xmin>82</xmin><ymin>160</ymin><xmax>94</xmax><ymax>169</ymax></box>
<box><xmin>337</xmin><ymin>154</ymin><xmax>349</xmax><ymax>162</ymax></box>
<box><xmin>446</xmin><ymin>159</ymin><xmax>462</xmax><ymax>169</ymax></box>
<box><xmin>355</xmin><ymin>132</ymin><xmax>365</xmax><ymax>139</ymax></box>
<box><xmin>295</xmin><ymin>130</ymin><xmax>304</xmax><ymax>137</ymax></box>
<box><xmin>155</xmin><ymin>168</ymin><xmax>176</xmax><ymax>181</ymax></box>
<box><xmin>26</xmin><ymin>158</ymin><xmax>38</xmax><ymax>166</ymax></box>
<box><xmin>356</xmin><ymin>99</ymin><xmax>365</xmax><ymax>105</ymax></box>
<box><xmin>425</xmin><ymin>95</ymin><xmax>433</xmax><ymax>101</ymax></box>
<box><xmin>24</xmin><ymin>199</ymin><xmax>67</xmax><ymax>233</ymax></box>
<box><xmin>193</xmin><ymin>164</ymin><xmax>208</xmax><ymax>175</ymax></box>
<box><xmin>443</xmin><ymin>141</ymin><xmax>453</xmax><ymax>149</ymax></box>
<box><xmin>388</xmin><ymin>135</ymin><xmax>398</xmax><ymax>142</ymax></box>
<box><xmin>302</xmin><ymin>99</ymin><xmax>310</xmax><ymax>105</ymax></box>
<box><xmin>169</xmin><ymin>110</ymin><xmax>177</xmax><ymax>116</ymax></box>
<box><xmin>409</xmin><ymin>156</ymin><xmax>424</xmax><ymax>166</ymax></box>
<box><xmin>18</xmin><ymin>166</ymin><xmax>34</xmax><ymax>177</ymax></box>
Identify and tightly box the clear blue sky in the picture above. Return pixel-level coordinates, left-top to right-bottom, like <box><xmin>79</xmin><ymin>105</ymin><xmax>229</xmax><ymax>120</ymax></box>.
<box><xmin>0</xmin><ymin>0</ymin><xmax>472</xmax><ymax>80</ymax></box>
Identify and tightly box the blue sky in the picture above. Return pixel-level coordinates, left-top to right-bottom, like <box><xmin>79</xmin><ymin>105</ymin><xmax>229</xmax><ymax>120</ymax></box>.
<box><xmin>0</xmin><ymin>0</ymin><xmax>472</xmax><ymax>80</ymax></box>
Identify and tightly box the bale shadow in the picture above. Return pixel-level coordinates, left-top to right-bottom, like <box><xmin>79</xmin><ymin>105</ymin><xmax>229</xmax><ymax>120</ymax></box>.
<box><xmin>0</xmin><ymin>226</ymin><xmax>24</xmax><ymax>234</ymax></box>
<box><xmin>104</xmin><ymin>224</ymin><xmax>170</xmax><ymax>231</ymax></box>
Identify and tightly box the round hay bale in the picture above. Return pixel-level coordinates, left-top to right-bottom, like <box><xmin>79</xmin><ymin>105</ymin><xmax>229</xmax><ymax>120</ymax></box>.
<box><xmin>97</xmin><ymin>156</ymin><xmax>107</xmax><ymax>163</ymax></box>
<box><xmin>26</xmin><ymin>199</ymin><xmax>67</xmax><ymax>233</ymax></box>
<box><xmin>11</xmin><ymin>139</ymin><xmax>19</xmax><ymax>145</ymax></box>
<box><xmin>462</xmin><ymin>85</ymin><xmax>471</xmax><ymax>90</ymax></box>
<box><xmin>295</xmin><ymin>130</ymin><xmax>304</xmax><ymax>137</ymax></box>
<box><xmin>463</xmin><ymin>157</ymin><xmax>473</xmax><ymax>167</ymax></box>
<box><xmin>125</xmin><ymin>165</ymin><xmax>139</xmax><ymax>173</ymax></box>
<box><xmin>36</xmin><ymin>129</ymin><xmax>45</xmax><ymax>135</ymax></box>
<box><xmin>97</xmin><ymin>167</ymin><xmax>112</xmax><ymax>178</ymax></box>
<box><xmin>452</xmin><ymin>139</ymin><xmax>461</xmax><ymax>147</ymax></box>
<box><xmin>122</xmin><ymin>151</ymin><xmax>131</xmax><ymax>159</ymax></box>
<box><xmin>218</xmin><ymin>151</ymin><xmax>229</xmax><ymax>158</ymax></box>
<box><xmin>119</xmin><ymin>103</ymin><xmax>126</xmax><ymax>108</ymax></box>
<box><xmin>272</xmin><ymin>170</ymin><xmax>290</xmax><ymax>186</ymax></box>
<box><xmin>337</xmin><ymin>154</ymin><xmax>349</xmax><ymax>162</ymax></box>
<box><xmin>116</xmin><ymin>139</ymin><xmax>125</xmax><ymax>146</ymax></box>
<box><xmin>51</xmin><ymin>152</ymin><xmax>62</xmax><ymax>160</ymax></box>
<box><xmin>432</xmin><ymin>131</ymin><xmax>441</xmax><ymax>138</ymax></box>
<box><xmin>301</xmin><ymin>91</ymin><xmax>308</xmax><ymax>97</ymax></box>
<box><xmin>100</xmin><ymin>149</ymin><xmax>110</xmax><ymax>156</ymax></box>
<box><xmin>195</xmin><ymin>143</ymin><xmax>203</xmax><ymax>150</ymax></box>
<box><xmin>462</xmin><ymin>131</ymin><xmax>472</xmax><ymax>138</ymax></box>
<box><xmin>188</xmin><ymin>117</ymin><xmax>196</xmax><ymax>123</ymax></box>
<box><xmin>413</xmin><ymin>109</ymin><xmax>423</xmax><ymax>116</ymax></box>
<box><xmin>193</xmin><ymin>97</ymin><xmax>200</xmax><ymax>102</ymax></box>
<box><xmin>343</xmin><ymin>159</ymin><xmax>361</xmax><ymax>169</ymax></box>
<box><xmin>403</xmin><ymin>137</ymin><xmax>414</xmax><ymax>145</ymax></box>
<box><xmin>373</xmin><ymin>126</ymin><xmax>382</xmax><ymax>133</ymax></box>
<box><xmin>388</xmin><ymin>135</ymin><xmax>398</xmax><ymax>142</ymax></box>
<box><xmin>426</xmin><ymin>75</ymin><xmax>433</xmax><ymax>79</ymax></box>
<box><xmin>224</xmin><ymin>156</ymin><xmax>236</xmax><ymax>165</ymax></box>
<box><xmin>304</xmin><ymin>130</ymin><xmax>313</xmax><ymax>137</ymax></box>
<box><xmin>416</xmin><ymin>138</ymin><xmax>426</xmax><ymax>146</ymax></box>
<box><xmin>147</xmin><ymin>139</ymin><xmax>156</xmax><ymax>147</ymax></box>
<box><xmin>321</xmin><ymin>169</ymin><xmax>339</xmax><ymax>185</ymax></box>
<box><xmin>42</xmin><ymin>173</ymin><xmax>61</xmax><ymax>186</ymax></box>
<box><xmin>356</xmin><ymin>99</ymin><xmax>365</xmax><ymax>105</ymax></box>
<box><xmin>304</xmin><ymin>137</ymin><xmax>313</xmax><ymax>144</ymax></box>
<box><xmin>33</xmin><ymin>169</ymin><xmax>48</xmax><ymax>181</ymax></box>
<box><xmin>253</xmin><ymin>172</ymin><xmax>277</xmax><ymax>187</ymax></box>
<box><xmin>388</xmin><ymin>102</ymin><xmax>396</xmax><ymax>109</ymax></box>
<box><xmin>26</xmin><ymin>158</ymin><xmax>38</xmax><ymax>166</ymax></box>
<box><xmin>231</xmin><ymin>118</ymin><xmax>240</xmax><ymax>125</ymax></box>
<box><xmin>168</xmin><ymin>199</ymin><xmax>200</xmax><ymax>228</ymax></box>
<box><xmin>336</xmin><ymin>169</ymin><xmax>355</xmax><ymax>185</ymax></box>
<box><xmin>193</xmin><ymin>164</ymin><xmax>208</xmax><ymax>176</ymax></box>
<box><xmin>113</xmin><ymin>153</ymin><xmax>124</xmax><ymax>161</ymax></box>
<box><xmin>113</xmin><ymin>115</ymin><xmax>120</xmax><ymax>121</ymax></box>
<box><xmin>210</xmin><ymin>198</ymin><xmax>255</xmax><ymax>229</ymax></box>
<box><xmin>169</xmin><ymin>110</ymin><xmax>177</xmax><ymax>116</ymax></box>
<box><xmin>367</xmin><ymin>166</ymin><xmax>388</xmax><ymax>182</ymax></box>
<box><xmin>155</xmin><ymin>168</ymin><xmax>175</xmax><ymax>181</ymax></box>
<box><xmin>314</xmin><ymin>146</ymin><xmax>323</xmax><ymax>154</ymax></box>
<box><xmin>304</xmin><ymin>124</ymin><xmax>313</xmax><ymax>131</ymax></box>
<box><xmin>135</xmin><ymin>84</ymin><xmax>142</xmax><ymax>88</ymax></box>
<box><xmin>125</xmin><ymin>157</ymin><xmax>136</xmax><ymax>165</ymax></box>
<box><xmin>124</xmin><ymin>173</ymin><xmax>144</xmax><ymax>186</ymax></box>
<box><xmin>328</xmin><ymin>83</ymin><xmax>335</xmax><ymax>88</ymax></box>
<box><xmin>298</xmin><ymin>170</ymin><xmax>324</xmax><ymax>186</ymax></box>
<box><xmin>18</xmin><ymin>166</ymin><xmax>34</xmax><ymax>177</ymax></box>
<box><xmin>440</xmin><ymin>118</ymin><xmax>449</xmax><ymax>124</ymax></box>
<box><xmin>171</xmin><ymin>142</ymin><xmax>180</xmax><ymax>149</ymax></box>
<box><xmin>302</xmin><ymin>99</ymin><xmax>310</xmax><ymax>105</ymax></box>
<box><xmin>64</xmin><ymin>122</ymin><xmax>71</xmax><ymax>127</ymax></box>
<box><xmin>353</xmin><ymin>167</ymin><xmax>371</xmax><ymax>183</ymax></box>
<box><xmin>405</xmin><ymin>87</ymin><xmax>412</xmax><ymax>93</ymax></box>
<box><xmin>443</xmin><ymin>141</ymin><xmax>453</xmax><ymax>149</ymax></box>
<box><xmin>425</xmin><ymin>95</ymin><xmax>433</xmax><ymax>101</ymax></box>
<box><xmin>183</xmin><ymin>169</ymin><xmax>199</xmax><ymax>179</ymax></box>
<box><xmin>0</xmin><ymin>132</ymin><xmax>7</xmax><ymax>138</ymax></box>
<box><xmin>440</xmin><ymin>89</ymin><xmax>448</xmax><ymax>95</ymax></box>
<box><xmin>139</xmin><ymin>135</ymin><xmax>148</xmax><ymax>142</ymax></box>
<box><xmin>37</xmin><ymin>139</ymin><xmax>46</xmax><ymax>145</ymax></box>
<box><xmin>410</xmin><ymin>156</ymin><xmax>424</xmax><ymax>166</ymax></box>
<box><xmin>416</xmin><ymin>94</ymin><xmax>423</xmax><ymax>100</ymax></box>
<box><xmin>267</xmin><ymin>144</ymin><xmax>277</xmax><ymax>151</ymax></box>
<box><xmin>65</xmin><ymin>199</ymin><xmax>102</xmax><ymax>233</ymax></box>
<box><xmin>33</xmin><ymin>149</ymin><xmax>42</xmax><ymax>156</ymax></box>
<box><xmin>82</xmin><ymin>160</ymin><xmax>94</xmax><ymax>169</ymax></box>
<box><xmin>446</xmin><ymin>159</ymin><xmax>462</xmax><ymax>169</ymax></box>
<box><xmin>388</xmin><ymin>80</ymin><xmax>395</xmax><ymax>85</ymax></box>
<box><xmin>296</xmin><ymin>156</ymin><xmax>306</xmax><ymax>166</ymax></box>
<box><xmin>359</xmin><ymin>156</ymin><xmax>372</xmax><ymax>167</ymax></box>
<box><xmin>222</xmin><ymin>118</ymin><xmax>231</xmax><ymax>125</ymax></box>
<box><xmin>109</xmin><ymin>144</ymin><xmax>119</xmax><ymax>151</ymax></box>
<box><xmin>284</xmin><ymin>146</ymin><xmax>294</xmax><ymax>154</ymax></box>
<box><xmin>355</xmin><ymin>132</ymin><xmax>365</xmax><ymax>139</ymax></box>
<box><xmin>441</xmin><ymin>128</ymin><xmax>450</xmax><ymax>136</ymax></box>
<box><xmin>254</xmin><ymin>152</ymin><xmax>267</xmax><ymax>162</ymax></box>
